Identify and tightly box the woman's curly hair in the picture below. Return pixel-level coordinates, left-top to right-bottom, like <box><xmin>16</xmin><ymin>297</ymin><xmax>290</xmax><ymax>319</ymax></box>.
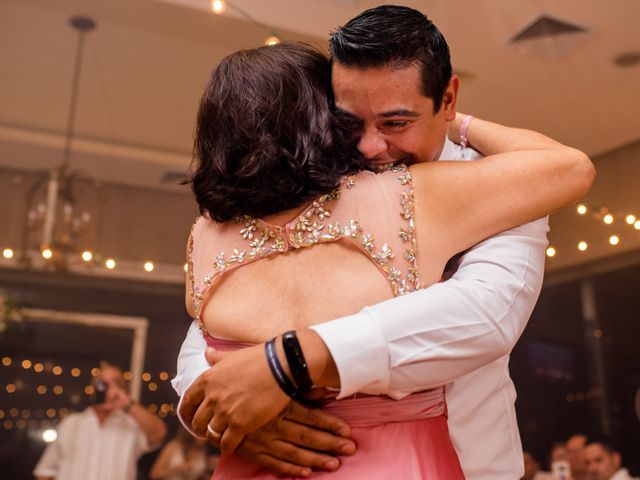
<box><xmin>187</xmin><ymin>43</ymin><xmax>363</xmax><ymax>222</ymax></box>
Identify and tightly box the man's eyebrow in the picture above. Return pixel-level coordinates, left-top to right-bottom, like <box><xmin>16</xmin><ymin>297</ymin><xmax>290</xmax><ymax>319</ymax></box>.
<box><xmin>379</xmin><ymin>109</ymin><xmax>420</xmax><ymax>118</ymax></box>
<box><xmin>334</xmin><ymin>108</ymin><xmax>359</xmax><ymax>119</ymax></box>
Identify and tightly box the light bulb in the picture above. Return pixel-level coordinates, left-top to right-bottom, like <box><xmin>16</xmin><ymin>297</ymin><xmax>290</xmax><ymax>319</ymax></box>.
<box><xmin>144</xmin><ymin>261</ymin><xmax>154</xmax><ymax>272</ymax></box>
<box><xmin>578</xmin><ymin>241</ymin><xmax>588</xmax><ymax>252</ymax></box>
<box><xmin>2</xmin><ymin>248</ymin><xmax>14</xmax><ymax>259</ymax></box>
<box><xmin>609</xmin><ymin>235</ymin><xmax>619</xmax><ymax>246</ymax></box>
<box><xmin>626</xmin><ymin>214</ymin><xmax>636</xmax><ymax>225</ymax></box>
<box><xmin>81</xmin><ymin>251</ymin><xmax>93</xmax><ymax>262</ymax></box>
<box><xmin>265</xmin><ymin>34</ymin><xmax>280</xmax><ymax>46</ymax></box>
<box><xmin>603</xmin><ymin>214</ymin><xmax>614</xmax><ymax>224</ymax></box>
<box><xmin>42</xmin><ymin>248</ymin><xmax>53</xmax><ymax>259</ymax></box>
<box><xmin>105</xmin><ymin>258</ymin><xmax>116</xmax><ymax>270</ymax></box>
<box><xmin>545</xmin><ymin>247</ymin><xmax>556</xmax><ymax>257</ymax></box>
<box><xmin>576</xmin><ymin>204</ymin><xmax>587</xmax><ymax>215</ymax></box>
<box><xmin>211</xmin><ymin>0</ymin><xmax>225</xmax><ymax>14</ymax></box>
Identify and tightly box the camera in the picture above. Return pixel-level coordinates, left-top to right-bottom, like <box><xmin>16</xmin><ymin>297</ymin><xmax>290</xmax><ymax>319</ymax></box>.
<box><xmin>93</xmin><ymin>379</ymin><xmax>107</xmax><ymax>405</ymax></box>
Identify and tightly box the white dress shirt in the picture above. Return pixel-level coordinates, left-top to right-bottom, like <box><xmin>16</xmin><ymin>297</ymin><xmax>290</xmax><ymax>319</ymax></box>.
<box><xmin>612</xmin><ymin>469</ymin><xmax>640</xmax><ymax>480</ymax></box>
<box><xmin>33</xmin><ymin>407</ymin><xmax>151</xmax><ymax>480</ymax></box>
<box><xmin>172</xmin><ymin>138</ymin><xmax>550</xmax><ymax>479</ymax></box>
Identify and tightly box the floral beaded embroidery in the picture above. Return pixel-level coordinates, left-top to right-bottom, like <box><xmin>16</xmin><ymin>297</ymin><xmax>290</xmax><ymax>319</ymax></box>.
<box><xmin>189</xmin><ymin>165</ymin><xmax>421</xmax><ymax>319</ymax></box>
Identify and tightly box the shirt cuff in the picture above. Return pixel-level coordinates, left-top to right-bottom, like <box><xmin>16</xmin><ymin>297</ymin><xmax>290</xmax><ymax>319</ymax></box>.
<box><xmin>310</xmin><ymin>309</ymin><xmax>389</xmax><ymax>399</ymax></box>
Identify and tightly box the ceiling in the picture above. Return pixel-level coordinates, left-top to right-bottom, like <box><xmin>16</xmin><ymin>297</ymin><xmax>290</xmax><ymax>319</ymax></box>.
<box><xmin>0</xmin><ymin>0</ymin><xmax>639</xmax><ymax>270</ymax></box>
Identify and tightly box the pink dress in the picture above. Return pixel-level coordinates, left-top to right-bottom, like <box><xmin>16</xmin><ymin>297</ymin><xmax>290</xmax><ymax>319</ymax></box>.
<box><xmin>187</xmin><ymin>167</ymin><xmax>465</xmax><ymax>479</ymax></box>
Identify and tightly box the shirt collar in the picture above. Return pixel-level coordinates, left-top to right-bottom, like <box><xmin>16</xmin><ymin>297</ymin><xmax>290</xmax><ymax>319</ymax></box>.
<box><xmin>438</xmin><ymin>136</ymin><xmax>458</xmax><ymax>161</ymax></box>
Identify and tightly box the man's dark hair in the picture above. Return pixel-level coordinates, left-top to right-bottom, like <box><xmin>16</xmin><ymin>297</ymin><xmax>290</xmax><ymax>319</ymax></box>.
<box><xmin>330</xmin><ymin>5</ymin><xmax>452</xmax><ymax>112</ymax></box>
<box><xmin>585</xmin><ymin>434</ymin><xmax>619</xmax><ymax>454</ymax></box>
<box><xmin>188</xmin><ymin>43</ymin><xmax>362</xmax><ymax>222</ymax></box>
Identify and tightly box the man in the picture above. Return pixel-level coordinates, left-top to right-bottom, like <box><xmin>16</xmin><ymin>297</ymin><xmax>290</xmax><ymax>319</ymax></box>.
<box><xmin>173</xmin><ymin>5</ymin><xmax>549</xmax><ymax>479</ymax></box>
<box><xmin>583</xmin><ymin>436</ymin><xmax>639</xmax><ymax>480</ymax></box>
<box><xmin>567</xmin><ymin>434</ymin><xmax>589</xmax><ymax>480</ymax></box>
<box><xmin>34</xmin><ymin>362</ymin><xmax>167</xmax><ymax>480</ymax></box>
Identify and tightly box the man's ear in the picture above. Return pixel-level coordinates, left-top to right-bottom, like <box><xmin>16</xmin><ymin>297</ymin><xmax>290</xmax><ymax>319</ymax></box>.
<box><xmin>441</xmin><ymin>75</ymin><xmax>459</xmax><ymax>121</ymax></box>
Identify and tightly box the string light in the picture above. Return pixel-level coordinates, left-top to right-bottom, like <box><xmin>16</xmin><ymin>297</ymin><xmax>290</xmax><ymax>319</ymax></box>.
<box><xmin>609</xmin><ymin>235</ymin><xmax>620</xmax><ymax>246</ymax></box>
<box><xmin>211</xmin><ymin>0</ymin><xmax>225</xmax><ymax>14</ymax></box>
<box><xmin>84</xmin><ymin>385</ymin><xmax>95</xmax><ymax>395</ymax></box>
<box><xmin>42</xmin><ymin>248</ymin><xmax>53</xmax><ymax>259</ymax></box>
<box><xmin>52</xmin><ymin>366</ymin><xmax>63</xmax><ymax>375</ymax></box>
<box><xmin>5</xmin><ymin>384</ymin><xmax>16</xmax><ymax>393</ymax></box>
<box><xmin>159</xmin><ymin>371</ymin><xmax>169</xmax><ymax>381</ymax></box>
<box><xmin>546</xmin><ymin>247</ymin><xmax>556</xmax><ymax>257</ymax></box>
<box><xmin>634</xmin><ymin>220</ymin><xmax>640</xmax><ymax>231</ymax></box>
<box><xmin>22</xmin><ymin>359</ymin><xmax>32</xmax><ymax>369</ymax></box>
<box><xmin>577</xmin><ymin>204</ymin><xmax>587</xmax><ymax>215</ymax></box>
<box><xmin>42</xmin><ymin>428</ymin><xmax>57</xmax><ymax>442</ymax></box>
<box><xmin>37</xmin><ymin>385</ymin><xmax>47</xmax><ymax>395</ymax></box>
<box><xmin>34</xmin><ymin>363</ymin><xmax>44</xmax><ymax>373</ymax></box>
<box><xmin>46</xmin><ymin>409</ymin><xmax>56</xmax><ymax>418</ymax></box>
<box><xmin>265</xmin><ymin>34</ymin><xmax>280</xmax><ymax>46</ymax></box>
<box><xmin>148</xmin><ymin>382</ymin><xmax>158</xmax><ymax>392</ymax></box>
<box><xmin>578</xmin><ymin>241</ymin><xmax>588</xmax><ymax>252</ymax></box>
<box><xmin>105</xmin><ymin>258</ymin><xmax>116</xmax><ymax>269</ymax></box>
<box><xmin>53</xmin><ymin>385</ymin><xmax>64</xmax><ymax>395</ymax></box>
<box><xmin>81</xmin><ymin>250</ymin><xmax>93</xmax><ymax>262</ymax></box>
<box><xmin>142</xmin><ymin>372</ymin><xmax>151</xmax><ymax>382</ymax></box>
<box><xmin>626</xmin><ymin>214</ymin><xmax>636</xmax><ymax>225</ymax></box>
<box><xmin>91</xmin><ymin>367</ymin><xmax>99</xmax><ymax>377</ymax></box>
<box><xmin>144</xmin><ymin>261</ymin><xmax>154</xmax><ymax>272</ymax></box>
<box><xmin>2</xmin><ymin>357</ymin><xmax>11</xmax><ymax>367</ymax></box>
<box><xmin>71</xmin><ymin>368</ymin><xmax>81</xmax><ymax>377</ymax></box>
<box><xmin>123</xmin><ymin>371</ymin><xmax>132</xmax><ymax>381</ymax></box>
<box><xmin>603</xmin><ymin>214</ymin><xmax>614</xmax><ymax>224</ymax></box>
<box><xmin>2</xmin><ymin>248</ymin><xmax>14</xmax><ymax>259</ymax></box>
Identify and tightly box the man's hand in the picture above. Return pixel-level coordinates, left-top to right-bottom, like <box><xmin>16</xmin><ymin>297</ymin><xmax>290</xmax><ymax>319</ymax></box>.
<box><xmin>236</xmin><ymin>401</ymin><xmax>356</xmax><ymax>477</ymax></box>
<box><xmin>180</xmin><ymin>343</ymin><xmax>291</xmax><ymax>454</ymax></box>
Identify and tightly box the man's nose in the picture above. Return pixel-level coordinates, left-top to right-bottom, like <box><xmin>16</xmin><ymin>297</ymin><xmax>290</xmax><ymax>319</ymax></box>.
<box><xmin>357</xmin><ymin>128</ymin><xmax>388</xmax><ymax>159</ymax></box>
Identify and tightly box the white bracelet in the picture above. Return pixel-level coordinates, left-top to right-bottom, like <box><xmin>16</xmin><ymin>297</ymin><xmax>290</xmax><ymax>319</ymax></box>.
<box><xmin>459</xmin><ymin>115</ymin><xmax>475</xmax><ymax>148</ymax></box>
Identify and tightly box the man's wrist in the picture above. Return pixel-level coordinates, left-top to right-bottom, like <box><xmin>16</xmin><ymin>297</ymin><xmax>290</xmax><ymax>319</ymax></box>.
<box><xmin>123</xmin><ymin>399</ymin><xmax>137</xmax><ymax>413</ymax></box>
<box><xmin>295</xmin><ymin>329</ymin><xmax>339</xmax><ymax>389</ymax></box>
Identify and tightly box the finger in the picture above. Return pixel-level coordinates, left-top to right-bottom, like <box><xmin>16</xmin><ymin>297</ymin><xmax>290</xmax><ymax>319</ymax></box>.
<box><xmin>219</xmin><ymin>426</ymin><xmax>244</xmax><ymax>454</ymax></box>
<box><xmin>276</xmin><ymin>419</ymin><xmax>356</xmax><ymax>455</ymax></box>
<box><xmin>285</xmin><ymin>402</ymin><xmax>352</xmax><ymax>438</ymax></box>
<box><xmin>205</xmin><ymin>425</ymin><xmax>221</xmax><ymax>448</ymax></box>
<box><xmin>269</xmin><ymin>439</ymin><xmax>342</xmax><ymax>471</ymax></box>
<box><xmin>204</xmin><ymin>347</ymin><xmax>231</xmax><ymax>366</ymax></box>
<box><xmin>249</xmin><ymin>453</ymin><xmax>312</xmax><ymax>478</ymax></box>
<box><xmin>190</xmin><ymin>399</ymin><xmax>217</xmax><ymax>437</ymax></box>
<box><xmin>179</xmin><ymin>377</ymin><xmax>207</xmax><ymax>423</ymax></box>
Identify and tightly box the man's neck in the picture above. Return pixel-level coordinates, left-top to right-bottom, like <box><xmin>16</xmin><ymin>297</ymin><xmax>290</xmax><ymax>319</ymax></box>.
<box><xmin>91</xmin><ymin>406</ymin><xmax>114</xmax><ymax>425</ymax></box>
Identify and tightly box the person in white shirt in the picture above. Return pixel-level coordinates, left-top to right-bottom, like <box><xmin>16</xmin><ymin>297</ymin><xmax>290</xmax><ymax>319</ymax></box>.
<box><xmin>583</xmin><ymin>436</ymin><xmax>639</xmax><ymax>480</ymax></box>
<box><xmin>172</xmin><ymin>6</ymin><xmax>592</xmax><ymax>479</ymax></box>
<box><xmin>34</xmin><ymin>362</ymin><xmax>167</xmax><ymax>480</ymax></box>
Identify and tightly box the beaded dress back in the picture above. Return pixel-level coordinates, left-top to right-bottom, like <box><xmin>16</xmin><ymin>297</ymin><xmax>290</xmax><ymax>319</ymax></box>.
<box><xmin>188</xmin><ymin>166</ymin><xmax>420</xmax><ymax>328</ymax></box>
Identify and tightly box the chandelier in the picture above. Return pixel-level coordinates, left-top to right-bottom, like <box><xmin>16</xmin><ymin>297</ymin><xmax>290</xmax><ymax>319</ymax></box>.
<box><xmin>20</xmin><ymin>16</ymin><xmax>100</xmax><ymax>272</ymax></box>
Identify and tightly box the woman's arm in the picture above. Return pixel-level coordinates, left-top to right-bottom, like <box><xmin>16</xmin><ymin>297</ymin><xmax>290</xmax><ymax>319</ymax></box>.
<box><xmin>149</xmin><ymin>441</ymin><xmax>186</xmax><ymax>479</ymax></box>
<box><xmin>411</xmin><ymin>116</ymin><xmax>594</xmax><ymax>261</ymax></box>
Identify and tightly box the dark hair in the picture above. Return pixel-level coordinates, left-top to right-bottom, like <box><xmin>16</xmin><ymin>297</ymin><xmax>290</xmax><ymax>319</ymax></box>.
<box><xmin>585</xmin><ymin>435</ymin><xmax>619</xmax><ymax>454</ymax></box>
<box><xmin>188</xmin><ymin>43</ymin><xmax>362</xmax><ymax>223</ymax></box>
<box><xmin>330</xmin><ymin>5</ymin><xmax>452</xmax><ymax>111</ymax></box>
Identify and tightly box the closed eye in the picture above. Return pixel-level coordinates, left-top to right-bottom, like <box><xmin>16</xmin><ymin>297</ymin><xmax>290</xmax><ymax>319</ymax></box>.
<box><xmin>383</xmin><ymin>120</ymin><xmax>410</xmax><ymax>129</ymax></box>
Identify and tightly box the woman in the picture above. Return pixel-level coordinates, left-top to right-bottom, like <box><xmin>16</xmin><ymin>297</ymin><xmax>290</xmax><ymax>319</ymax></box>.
<box><xmin>150</xmin><ymin>428</ymin><xmax>208</xmax><ymax>480</ymax></box>
<box><xmin>184</xmin><ymin>43</ymin><xmax>594</xmax><ymax>478</ymax></box>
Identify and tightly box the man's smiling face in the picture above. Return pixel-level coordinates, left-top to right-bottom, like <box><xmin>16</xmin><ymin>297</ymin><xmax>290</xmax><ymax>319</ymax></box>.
<box><xmin>332</xmin><ymin>62</ymin><xmax>458</xmax><ymax>169</ymax></box>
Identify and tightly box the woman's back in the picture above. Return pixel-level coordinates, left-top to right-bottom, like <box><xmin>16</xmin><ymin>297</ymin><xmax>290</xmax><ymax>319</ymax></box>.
<box><xmin>189</xmin><ymin>167</ymin><xmax>446</xmax><ymax>343</ymax></box>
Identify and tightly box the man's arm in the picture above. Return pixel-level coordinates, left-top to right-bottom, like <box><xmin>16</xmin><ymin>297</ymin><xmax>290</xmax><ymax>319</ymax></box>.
<box><xmin>311</xmin><ymin>217</ymin><xmax>548</xmax><ymax>399</ymax></box>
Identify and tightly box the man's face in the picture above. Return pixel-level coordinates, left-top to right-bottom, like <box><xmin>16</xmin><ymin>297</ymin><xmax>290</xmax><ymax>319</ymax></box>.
<box><xmin>332</xmin><ymin>62</ymin><xmax>458</xmax><ymax>169</ymax></box>
<box><xmin>93</xmin><ymin>366</ymin><xmax>126</xmax><ymax>413</ymax></box>
<box><xmin>567</xmin><ymin>434</ymin><xmax>588</xmax><ymax>474</ymax></box>
<box><xmin>584</xmin><ymin>444</ymin><xmax>621</xmax><ymax>480</ymax></box>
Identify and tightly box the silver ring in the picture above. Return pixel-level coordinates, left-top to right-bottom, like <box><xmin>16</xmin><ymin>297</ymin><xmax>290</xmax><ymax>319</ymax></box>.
<box><xmin>207</xmin><ymin>424</ymin><xmax>222</xmax><ymax>439</ymax></box>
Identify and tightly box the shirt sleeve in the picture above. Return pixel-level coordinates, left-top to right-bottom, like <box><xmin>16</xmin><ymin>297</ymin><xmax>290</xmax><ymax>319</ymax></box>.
<box><xmin>171</xmin><ymin>320</ymin><xmax>210</xmax><ymax>398</ymax></box>
<box><xmin>310</xmin><ymin>217</ymin><xmax>549</xmax><ymax>399</ymax></box>
<box><xmin>33</xmin><ymin>417</ymin><xmax>70</xmax><ymax>478</ymax></box>
<box><xmin>171</xmin><ymin>320</ymin><xmax>210</xmax><ymax>439</ymax></box>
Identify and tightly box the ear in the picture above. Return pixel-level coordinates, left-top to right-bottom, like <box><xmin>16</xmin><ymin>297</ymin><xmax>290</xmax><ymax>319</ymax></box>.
<box><xmin>441</xmin><ymin>75</ymin><xmax>459</xmax><ymax>121</ymax></box>
<box><xmin>613</xmin><ymin>452</ymin><xmax>622</xmax><ymax>469</ymax></box>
